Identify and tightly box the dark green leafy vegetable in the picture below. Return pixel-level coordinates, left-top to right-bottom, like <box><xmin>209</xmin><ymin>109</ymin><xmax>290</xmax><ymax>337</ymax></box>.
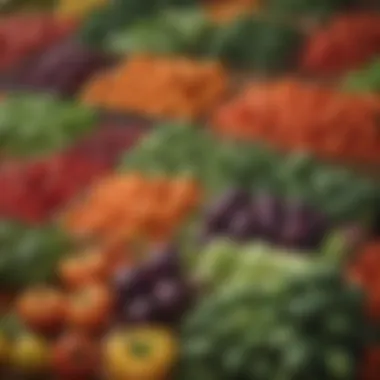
<box><xmin>119</xmin><ymin>123</ymin><xmax>380</xmax><ymax>223</ymax></box>
<box><xmin>0</xmin><ymin>93</ymin><xmax>97</xmax><ymax>157</ymax></box>
<box><xmin>0</xmin><ymin>221</ymin><xmax>71</xmax><ymax>289</ymax></box>
<box><xmin>205</xmin><ymin>15</ymin><xmax>303</xmax><ymax>71</ymax></box>
<box><xmin>180</xmin><ymin>264</ymin><xmax>369</xmax><ymax>380</ymax></box>
<box><xmin>106</xmin><ymin>8</ymin><xmax>215</xmax><ymax>56</ymax></box>
<box><xmin>78</xmin><ymin>0</ymin><xmax>197</xmax><ymax>47</ymax></box>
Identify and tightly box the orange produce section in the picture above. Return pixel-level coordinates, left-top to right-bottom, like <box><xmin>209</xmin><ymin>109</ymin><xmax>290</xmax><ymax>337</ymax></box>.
<box><xmin>63</xmin><ymin>174</ymin><xmax>202</xmax><ymax>245</ymax></box>
<box><xmin>80</xmin><ymin>55</ymin><xmax>229</xmax><ymax>120</ymax></box>
<box><xmin>212</xmin><ymin>79</ymin><xmax>380</xmax><ymax>164</ymax></box>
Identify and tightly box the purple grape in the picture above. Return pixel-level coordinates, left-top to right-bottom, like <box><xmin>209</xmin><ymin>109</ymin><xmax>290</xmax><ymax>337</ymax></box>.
<box><xmin>253</xmin><ymin>193</ymin><xmax>284</xmax><ymax>240</ymax></box>
<box><xmin>141</xmin><ymin>244</ymin><xmax>181</xmax><ymax>279</ymax></box>
<box><xmin>152</xmin><ymin>279</ymin><xmax>191</xmax><ymax>323</ymax></box>
<box><xmin>21</xmin><ymin>40</ymin><xmax>111</xmax><ymax>96</ymax></box>
<box><xmin>280</xmin><ymin>199</ymin><xmax>328</xmax><ymax>249</ymax></box>
<box><xmin>123</xmin><ymin>297</ymin><xmax>158</xmax><ymax>323</ymax></box>
<box><xmin>113</xmin><ymin>266</ymin><xmax>153</xmax><ymax>300</ymax></box>
<box><xmin>204</xmin><ymin>188</ymin><xmax>250</xmax><ymax>233</ymax></box>
<box><xmin>227</xmin><ymin>209</ymin><xmax>257</xmax><ymax>241</ymax></box>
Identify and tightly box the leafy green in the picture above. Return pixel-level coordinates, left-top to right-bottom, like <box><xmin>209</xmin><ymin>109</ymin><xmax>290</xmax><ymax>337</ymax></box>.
<box><xmin>0</xmin><ymin>93</ymin><xmax>97</xmax><ymax>157</ymax></box>
<box><xmin>119</xmin><ymin>123</ymin><xmax>380</xmax><ymax>222</ymax></box>
<box><xmin>0</xmin><ymin>221</ymin><xmax>71</xmax><ymax>289</ymax></box>
<box><xmin>205</xmin><ymin>15</ymin><xmax>304</xmax><ymax>71</ymax></box>
<box><xmin>107</xmin><ymin>8</ymin><xmax>214</xmax><ymax>56</ymax></box>
<box><xmin>78</xmin><ymin>0</ymin><xmax>198</xmax><ymax>47</ymax></box>
<box><xmin>180</xmin><ymin>264</ymin><xmax>369</xmax><ymax>380</ymax></box>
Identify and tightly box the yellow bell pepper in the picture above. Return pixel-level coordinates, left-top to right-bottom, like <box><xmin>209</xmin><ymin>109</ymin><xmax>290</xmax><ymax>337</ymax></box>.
<box><xmin>55</xmin><ymin>0</ymin><xmax>108</xmax><ymax>19</ymax></box>
<box><xmin>104</xmin><ymin>326</ymin><xmax>178</xmax><ymax>380</ymax></box>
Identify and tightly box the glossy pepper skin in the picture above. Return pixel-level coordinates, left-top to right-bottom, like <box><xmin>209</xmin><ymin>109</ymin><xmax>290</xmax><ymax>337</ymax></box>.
<box><xmin>104</xmin><ymin>327</ymin><xmax>178</xmax><ymax>380</ymax></box>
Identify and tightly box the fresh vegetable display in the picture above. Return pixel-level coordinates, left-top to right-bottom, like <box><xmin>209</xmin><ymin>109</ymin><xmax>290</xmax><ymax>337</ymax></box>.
<box><xmin>300</xmin><ymin>14</ymin><xmax>380</xmax><ymax>75</ymax></box>
<box><xmin>1</xmin><ymin>1</ymin><xmax>380</xmax><ymax>380</ymax></box>
<box><xmin>193</xmin><ymin>239</ymin><xmax>324</xmax><ymax>292</ymax></box>
<box><xmin>78</xmin><ymin>0</ymin><xmax>198</xmax><ymax>48</ymax></box>
<box><xmin>104</xmin><ymin>327</ymin><xmax>178</xmax><ymax>380</ymax></box>
<box><xmin>80</xmin><ymin>55</ymin><xmax>228</xmax><ymax>119</ymax></box>
<box><xmin>200</xmin><ymin>188</ymin><xmax>329</xmax><ymax>249</ymax></box>
<box><xmin>121</xmin><ymin>123</ymin><xmax>379</xmax><ymax>223</ymax></box>
<box><xmin>0</xmin><ymin>13</ymin><xmax>76</xmax><ymax>70</ymax></box>
<box><xmin>113</xmin><ymin>246</ymin><xmax>193</xmax><ymax>324</ymax></box>
<box><xmin>63</xmin><ymin>174</ymin><xmax>202</xmax><ymax>245</ymax></box>
<box><xmin>106</xmin><ymin>8</ymin><xmax>214</xmax><ymax>56</ymax></box>
<box><xmin>14</xmin><ymin>39</ymin><xmax>113</xmax><ymax>96</ymax></box>
<box><xmin>0</xmin><ymin>93</ymin><xmax>97</xmax><ymax>157</ymax></box>
<box><xmin>204</xmin><ymin>14</ymin><xmax>304</xmax><ymax>71</ymax></box>
<box><xmin>52</xmin><ymin>332</ymin><xmax>100</xmax><ymax>379</ymax></box>
<box><xmin>180</xmin><ymin>265</ymin><xmax>369</xmax><ymax>380</ymax></box>
<box><xmin>213</xmin><ymin>80</ymin><xmax>380</xmax><ymax>164</ymax></box>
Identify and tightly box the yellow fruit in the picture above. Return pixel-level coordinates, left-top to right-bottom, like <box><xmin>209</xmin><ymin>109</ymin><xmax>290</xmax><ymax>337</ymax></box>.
<box><xmin>11</xmin><ymin>334</ymin><xmax>50</xmax><ymax>371</ymax></box>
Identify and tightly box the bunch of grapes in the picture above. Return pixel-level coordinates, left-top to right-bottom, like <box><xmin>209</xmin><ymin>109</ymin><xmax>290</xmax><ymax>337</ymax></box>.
<box><xmin>200</xmin><ymin>188</ymin><xmax>330</xmax><ymax>250</ymax></box>
<box><xmin>113</xmin><ymin>246</ymin><xmax>194</xmax><ymax>325</ymax></box>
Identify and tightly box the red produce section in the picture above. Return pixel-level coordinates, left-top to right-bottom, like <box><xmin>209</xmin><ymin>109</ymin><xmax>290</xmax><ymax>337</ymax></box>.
<box><xmin>0</xmin><ymin>126</ymin><xmax>143</xmax><ymax>224</ymax></box>
<box><xmin>0</xmin><ymin>13</ymin><xmax>77</xmax><ymax>72</ymax></box>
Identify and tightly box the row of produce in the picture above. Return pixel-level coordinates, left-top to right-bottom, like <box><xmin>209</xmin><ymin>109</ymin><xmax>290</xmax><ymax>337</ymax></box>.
<box><xmin>2</xmin><ymin>6</ymin><xmax>380</xmax><ymax>91</ymax></box>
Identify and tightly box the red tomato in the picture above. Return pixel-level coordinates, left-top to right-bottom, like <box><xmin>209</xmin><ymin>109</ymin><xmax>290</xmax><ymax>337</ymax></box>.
<box><xmin>52</xmin><ymin>332</ymin><xmax>100</xmax><ymax>379</ymax></box>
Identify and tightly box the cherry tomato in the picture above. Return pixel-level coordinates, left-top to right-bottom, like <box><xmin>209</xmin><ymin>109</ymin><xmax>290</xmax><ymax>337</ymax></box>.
<box><xmin>16</xmin><ymin>287</ymin><xmax>66</xmax><ymax>332</ymax></box>
<box><xmin>67</xmin><ymin>284</ymin><xmax>113</xmax><ymax>332</ymax></box>
<box><xmin>52</xmin><ymin>332</ymin><xmax>100</xmax><ymax>379</ymax></box>
<box><xmin>59</xmin><ymin>248</ymin><xmax>109</xmax><ymax>289</ymax></box>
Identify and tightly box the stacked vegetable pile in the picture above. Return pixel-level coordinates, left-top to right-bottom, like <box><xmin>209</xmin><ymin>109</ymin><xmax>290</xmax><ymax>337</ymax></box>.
<box><xmin>212</xmin><ymin>80</ymin><xmax>380</xmax><ymax>164</ymax></box>
<box><xmin>80</xmin><ymin>56</ymin><xmax>228</xmax><ymax>119</ymax></box>
<box><xmin>63</xmin><ymin>174</ymin><xmax>202</xmax><ymax>245</ymax></box>
<box><xmin>199</xmin><ymin>188</ymin><xmax>329</xmax><ymax>249</ymax></box>
<box><xmin>301</xmin><ymin>14</ymin><xmax>380</xmax><ymax>75</ymax></box>
<box><xmin>0</xmin><ymin>93</ymin><xmax>97</xmax><ymax>157</ymax></box>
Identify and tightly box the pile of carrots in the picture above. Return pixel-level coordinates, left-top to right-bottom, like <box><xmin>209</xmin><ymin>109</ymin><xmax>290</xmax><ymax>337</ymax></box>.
<box><xmin>301</xmin><ymin>13</ymin><xmax>380</xmax><ymax>75</ymax></box>
<box><xmin>212</xmin><ymin>79</ymin><xmax>380</xmax><ymax>164</ymax></box>
<box><xmin>63</xmin><ymin>173</ymin><xmax>202</xmax><ymax>245</ymax></box>
<box><xmin>80</xmin><ymin>55</ymin><xmax>229</xmax><ymax>120</ymax></box>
